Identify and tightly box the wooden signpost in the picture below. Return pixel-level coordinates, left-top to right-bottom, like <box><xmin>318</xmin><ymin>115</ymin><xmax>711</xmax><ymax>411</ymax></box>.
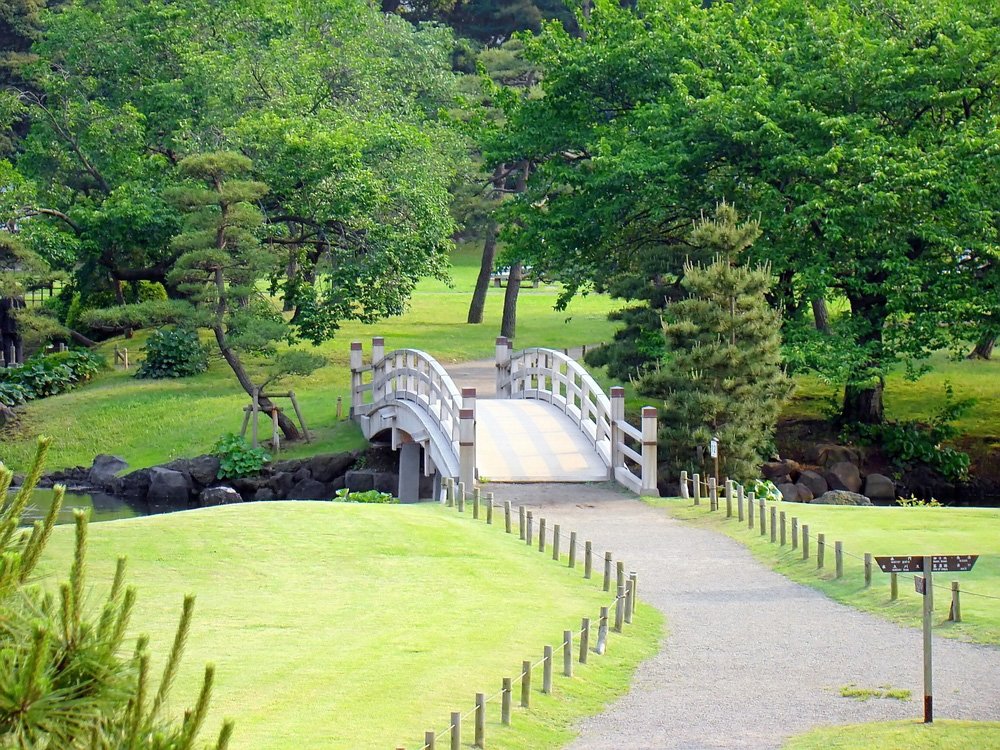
<box><xmin>875</xmin><ymin>554</ymin><xmax>979</xmax><ymax>723</ymax></box>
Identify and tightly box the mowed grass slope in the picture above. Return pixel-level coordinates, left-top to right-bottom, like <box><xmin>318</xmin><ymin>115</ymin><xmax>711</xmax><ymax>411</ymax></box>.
<box><xmin>784</xmin><ymin>720</ymin><xmax>1000</xmax><ymax>750</ymax></box>
<box><xmin>2</xmin><ymin>244</ymin><xmax>622</xmax><ymax>472</ymax></box>
<box><xmin>658</xmin><ymin>499</ymin><xmax>1000</xmax><ymax>645</ymax></box>
<box><xmin>37</xmin><ymin>502</ymin><xmax>661</xmax><ymax>750</ymax></box>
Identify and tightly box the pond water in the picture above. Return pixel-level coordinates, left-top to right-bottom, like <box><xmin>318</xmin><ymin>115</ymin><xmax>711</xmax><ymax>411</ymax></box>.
<box><xmin>15</xmin><ymin>488</ymin><xmax>185</xmax><ymax>527</ymax></box>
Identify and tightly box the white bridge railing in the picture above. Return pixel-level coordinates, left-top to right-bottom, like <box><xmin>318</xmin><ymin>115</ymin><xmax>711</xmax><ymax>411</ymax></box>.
<box><xmin>495</xmin><ymin>337</ymin><xmax>659</xmax><ymax>496</ymax></box>
<box><xmin>350</xmin><ymin>338</ymin><xmax>475</xmax><ymax>489</ymax></box>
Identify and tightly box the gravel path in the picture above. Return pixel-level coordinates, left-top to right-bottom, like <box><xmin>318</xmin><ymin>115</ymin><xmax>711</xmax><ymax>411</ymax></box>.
<box><xmin>482</xmin><ymin>482</ymin><xmax>1000</xmax><ymax>750</ymax></box>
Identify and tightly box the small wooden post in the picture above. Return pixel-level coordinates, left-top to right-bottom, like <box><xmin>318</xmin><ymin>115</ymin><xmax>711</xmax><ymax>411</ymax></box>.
<box><xmin>949</xmin><ymin>581</ymin><xmax>961</xmax><ymax>622</ymax></box>
<box><xmin>579</xmin><ymin>618</ymin><xmax>590</xmax><ymax>663</ymax></box>
<box><xmin>802</xmin><ymin>525</ymin><xmax>810</xmax><ymax>561</ymax></box>
<box><xmin>748</xmin><ymin>492</ymin><xmax>755</xmax><ymax>529</ymax></box>
<box><xmin>504</xmin><ymin>501</ymin><xmax>512</xmax><ymax>533</ymax></box>
<box><xmin>501</xmin><ymin>678</ymin><xmax>512</xmax><ymax>726</ymax></box>
<box><xmin>475</xmin><ymin>693</ymin><xmax>485</xmax><ymax>748</ymax></box>
<box><xmin>738</xmin><ymin>485</ymin><xmax>745</xmax><ymax>522</ymax></box>
<box><xmin>726</xmin><ymin>480</ymin><xmax>734</xmax><ymax>518</ymax></box>
<box><xmin>486</xmin><ymin>493</ymin><xmax>494</xmax><ymax>525</ymax></box>
<box><xmin>445</xmin><ymin>477</ymin><xmax>454</xmax><ymax>507</ymax></box>
<box><xmin>519</xmin><ymin>505</ymin><xmax>526</xmax><ymax>539</ymax></box>
<box><xmin>768</xmin><ymin>506</ymin><xmax>776</xmax><ymax>542</ymax></box>
<box><xmin>864</xmin><ymin>553</ymin><xmax>873</xmax><ymax>587</ymax></box>
<box><xmin>520</xmin><ymin>661</ymin><xmax>531</xmax><ymax>707</ymax></box>
<box><xmin>817</xmin><ymin>533</ymin><xmax>825</xmax><ymax>569</ymax></box>
<box><xmin>569</xmin><ymin>532</ymin><xmax>577</xmax><ymax>568</ymax></box>
<box><xmin>336</xmin><ymin>395</ymin><xmax>343</xmax><ymax>420</ymax></box>
<box><xmin>624</xmin><ymin>578</ymin><xmax>634</xmax><ymax>624</ymax></box>
<box><xmin>614</xmin><ymin>582</ymin><xmax>625</xmax><ymax>632</ymax></box>
<box><xmin>553</xmin><ymin>524</ymin><xmax>561</xmax><ymax>561</ymax></box>
<box><xmin>891</xmin><ymin>572</ymin><xmax>899</xmax><ymax>600</ymax></box>
<box><xmin>708</xmin><ymin>477</ymin><xmax>717</xmax><ymax>511</ymax></box>
<box><xmin>780</xmin><ymin>511</ymin><xmax>787</xmax><ymax>546</ymax></box>
<box><xmin>616</xmin><ymin>561</ymin><xmax>625</xmax><ymax>597</ymax></box>
<box><xmin>792</xmin><ymin>517</ymin><xmax>799</xmax><ymax>550</ymax></box>
<box><xmin>538</xmin><ymin>517</ymin><xmax>547</xmax><ymax>553</ymax></box>
<box><xmin>526</xmin><ymin>512</ymin><xmax>533</xmax><ymax>545</ymax></box>
<box><xmin>473</xmin><ymin>487</ymin><xmax>481</xmax><ymax>519</ymax></box>
<box><xmin>603</xmin><ymin>552</ymin><xmax>612</xmax><ymax>592</ymax></box>
<box><xmin>835</xmin><ymin>541</ymin><xmax>844</xmax><ymax>578</ymax></box>
<box><xmin>451</xmin><ymin>712</ymin><xmax>460</xmax><ymax>750</ymax></box>
<box><xmin>584</xmin><ymin>542</ymin><xmax>593</xmax><ymax>579</ymax></box>
<box><xmin>758</xmin><ymin>499</ymin><xmax>766</xmax><ymax>536</ymax></box>
<box><xmin>457</xmin><ymin>482</ymin><xmax>466</xmax><ymax>512</ymax></box>
<box><xmin>597</xmin><ymin>607</ymin><xmax>609</xmax><ymax>654</ymax></box>
<box><xmin>693</xmin><ymin>473</ymin><xmax>701</xmax><ymax>505</ymax></box>
<box><xmin>629</xmin><ymin>571</ymin><xmax>638</xmax><ymax>611</ymax></box>
<box><xmin>680</xmin><ymin>470</ymin><xmax>689</xmax><ymax>499</ymax></box>
<box><xmin>288</xmin><ymin>390</ymin><xmax>311</xmax><ymax>442</ymax></box>
<box><xmin>425</xmin><ymin>730</ymin><xmax>436</xmax><ymax>750</ymax></box>
<box><xmin>543</xmin><ymin>646</ymin><xmax>553</xmax><ymax>694</ymax></box>
<box><xmin>563</xmin><ymin>630</ymin><xmax>573</xmax><ymax>677</ymax></box>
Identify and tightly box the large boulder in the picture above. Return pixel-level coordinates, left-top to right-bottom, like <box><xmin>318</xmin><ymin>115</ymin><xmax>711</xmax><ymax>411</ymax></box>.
<box><xmin>345</xmin><ymin>471</ymin><xmax>375</xmax><ymax>493</ymax></box>
<box><xmin>199</xmin><ymin>486</ymin><xmax>242</xmax><ymax>506</ymax></box>
<box><xmin>113</xmin><ymin>468</ymin><xmax>152</xmax><ymax>499</ymax></box>
<box><xmin>373</xmin><ymin>472</ymin><xmax>398</xmax><ymax>495</ymax></box>
<box><xmin>825</xmin><ymin>461</ymin><xmax>863</xmax><ymax>493</ymax></box>
<box><xmin>794</xmin><ymin>483</ymin><xmax>815</xmax><ymax>502</ymax></box>
<box><xmin>813</xmin><ymin>490</ymin><xmax>872</xmax><ymax>506</ymax></box>
<box><xmin>269</xmin><ymin>471</ymin><xmax>296</xmax><ymax>499</ymax></box>
<box><xmin>89</xmin><ymin>454</ymin><xmax>129</xmax><ymax>489</ymax></box>
<box><xmin>289</xmin><ymin>478</ymin><xmax>330</xmax><ymax>500</ymax></box>
<box><xmin>307</xmin><ymin>452</ymin><xmax>356</xmax><ymax>483</ymax></box>
<box><xmin>797</xmin><ymin>470</ymin><xmax>828</xmax><ymax>498</ymax></box>
<box><xmin>170</xmin><ymin>455</ymin><xmax>221</xmax><ymax>487</ymax></box>
<box><xmin>808</xmin><ymin>444</ymin><xmax>861</xmax><ymax>469</ymax></box>
<box><xmin>863</xmin><ymin>473</ymin><xmax>896</xmax><ymax>503</ymax></box>
<box><xmin>253</xmin><ymin>487</ymin><xmax>277</xmax><ymax>502</ymax></box>
<box><xmin>762</xmin><ymin>460</ymin><xmax>800</xmax><ymax>484</ymax></box>
<box><xmin>777</xmin><ymin>482</ymin><xmax>801</xmax><ymax>503</ymax></box>
<box><xmin>147</xmin><ymin>467</ymin><xmax>192</xmax><ymax>504</ymax></box>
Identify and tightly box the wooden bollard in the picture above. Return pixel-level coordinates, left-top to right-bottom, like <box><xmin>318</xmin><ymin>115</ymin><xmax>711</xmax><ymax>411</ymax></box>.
<box><xmin>791</xmin><ymin>517</ymin><xmax>799</xmax><ymax>549</ymax></box>
<box><xmin>817</xmin><ymin>533</ymin><xmax>825</xmax><ymax>569</ymax></box>
<box><xmin>473</xmin><ymin>487</ymin><xmax>481</xmax><ymax>519</ymax></box>
<box><xmin>759</xmin><ymin>500</ymin><xmax>767</xmax><ymax>536</ymax></box>
<box><xmin>563</xmin><ymin>630</ymin><xmax>573</xmax><ymax>677</ymax></box>
<box><xmin>526</xmin><ymin>512</ymin><xmax>533</xmax><ymax>545</ymax></box>
<box><xmin>748</xmin><ymin>492</ymin><xmax>755</xmax><ymax>529</ymax></box>
<box><xmin>457</xmin><ymin>482</ymin><xmax>466</xmax><ymax>512</ymax></box>
<box><xmin>501</xmin><ymin>678</ymin><xmax>512</xmax><ymax>726</ymax></box>
<box><xmin>425</xmin><ymin>730</ymin><xmax>436</xmax><ymax>750</ymax></box>
<box><xmin>579</xmin><ymin>618</ymin><xmax>590</xmax><ymax>663</ymax></box>
<box><xmin>596</xmin><ymin>607</ymin><xmax>609</xmax><ymax>654</ymax></box>
<box><xmin>693</xmin><ymin>473</ymin><xmax>701</xmax><ymax>505</ymax></box>
<box><xmin>835</xmin><ymin>541</ymin><xmax>843</xmax><ymax>578</ymax></box>
<box><xmin>864</xmin><ymin>553</ymin><xmax>873</xmax><ymax>587</ymax></box>
<box><xmin>486</xmin><ymin>493</ymin><xmax>494</xmax><ymax>525</ymax></box>
<box><xmin>520</xmin><ymin>661</ymin><xmax>531</xmax><ymax>707</ymax></box>
<box><xmin>552</xmin><ymin>524</ymin><xmax>561</xmax><ymax>561</ymax></box>
<box><xmin>680</xmin><ymin>470</ymin><xmax>689</xmax><ymax>499</ymax></box>
<box><xmin>543</xmin><ymin>646</ymin><xmax>553</xmax><ymax>694</ymax></box>
<box><xmin>726</xmin><ymin>480</ymin><xmax>734</xmax><ymax>518</ymax></box>
<box><xmin>629</xmin><ymin>571</ymin><xmax>639</xmax><ymax>607</ymax></box>
<box><xmin>624</xmin><ymin>578</ymin><xmax>634</xmax><ymax>624</ymax></box>
<box><xmin>603</xmin><ymin>552</ymin><xmax>612</xmax><ymax>592</ymax></box>
<box><xmin>738</xmin><ymin>485</ymin><xmax>745</xmax><ymax>522</ymax></box>
<box><xmin>802</xmin><ymin>525</ymin><xmax>810</xmax><ymax>560</ymax></box>
<box><xmin>446</xmin><ymin>478</ymin><xmax>455</xmax><ymax>507</ymax></box>
<box><xmin>708</xmin><ymin>477</ymin><xmax>717</xmax><ymax>511</ymax></box>
<box><xmin>770</xmin><ymin>507</ymin><xmax>777</xmax><ymax>542</ymax></box>
<box><xmin>950</xmin><ymin>581</ymin><xmax>961</xmax><ymax>622</ymax></box>
<box><xmin>569</xmin><ymin>532</ymin><xmax>577</xmax><ymax>568</ymax></box>
<box><xmin>538</xmin><ymin>518</ymin><xmax>547</xmax><ymax>553</ymax></box>
<box><xmin>475</xmin><ymin>693</ymin><xmax>486</xmax><ymax>747</ymax></box>
<box><xmin>584</xmin><ymin>542</ymin><xmax>593</xmax><ymax>579</ymax></box>
<box><xmin>616</xmin><ymin>560</ymin><xmax>625</xmax><ymax>594</ymax></box>
<box><xmin>890</xmin><ymin>572</ymin><xmax>899</xmax><ymax>600</ymax></box>
<box><xmin>451</xmin><ymin>711</ymin><xmax>460</xmax><ymax>750</ymax></box>
<box><xmin>504</xmin><ymin>501</ymin><xmax>512</xmax><ymax>533</ymax></box>
<box><xmin>519</xmin><ymin>505</ymin><xmax>525</xmax><ymax>539</ymax></box>
<box><xmin>614</xmin><ymin>582</ymin><xmax>625</xmax><ymax>632</ymax></box>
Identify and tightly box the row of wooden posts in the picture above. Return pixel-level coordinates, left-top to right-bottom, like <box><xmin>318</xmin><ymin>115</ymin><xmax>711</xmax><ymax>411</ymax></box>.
<box><xmin>679</xmin><ymin>471</ymin><xmax>966</xmax><ymax>623</ymax></box>
<box><xmin>397</xmin><ymin>478</ymin><xmax>639</xmax><ymax>750</ymax></box>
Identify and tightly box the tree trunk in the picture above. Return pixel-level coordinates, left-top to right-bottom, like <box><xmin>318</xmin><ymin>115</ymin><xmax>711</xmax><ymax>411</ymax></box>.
<box><xmin>283</xmin><ymin>248</ymin><xmax>298</xmax><ymax>313</ymax></box>
<box><xmin>841</xmin><ymin>291</ymin><xmax>888</xmax><ymax>424</ymax></box>
<box><xmin>842</xmin><ymin>380</ymin><xmax>884</xmax><ymax>424</ymax></box>
<box><xmin>467</xmin><ymin>221</ymin><xmax>498</xmax><ymax>324</ymax></box>
<box><xmin>500</xmin><ymin>262</ymin><xmax>522</xmax><ymax>340</ymax></box>
<box><xmin>811</xmin><ymin>297</ymin><xmax>831</xmax><ymax>333</ymax></box>
<box><xmin>967</xmin><ymin>332</ymin><xmax>995</xmax><ymax>360</ymax></box>
<box><xmin>68</xmin><ymin>329</ymin><xmax>98</xmax><ymax>348</ymax></box>
<box><xmin>113</xmin><ymin>278</ymin><xmax>133</xmax><ymax>339</ymax></box>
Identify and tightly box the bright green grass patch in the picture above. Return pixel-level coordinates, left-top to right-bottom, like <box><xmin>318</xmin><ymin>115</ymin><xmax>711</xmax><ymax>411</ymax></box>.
<box><xmin>3</xmin><ymin>246</ymin><xmax>621</xmax><ymax>472</ymax></box>
<box><xmin>654</xmin><ymin>499</ymin><xmax>1000</xmax><ymax>646</ymax></box>
<box><xmin>37</xmin><ymin>502</ymin><xmax>661</xmax><ymax>750</ymax></box>
<box><xmin>839</xmin><ymin>684</ymin><xmax>911</xmax><ymax>701</ymax></box>
<box><xmin>783</xmin><ymin>720</ymin><xmax>1000</xmax><ymax>750</ymax></box>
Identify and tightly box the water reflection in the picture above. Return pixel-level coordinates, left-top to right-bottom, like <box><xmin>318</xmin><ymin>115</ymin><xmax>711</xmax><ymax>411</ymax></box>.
<box><xmin>16</xmin><ymin>488</ymin><xmax>186</xmax><ymax>526</ymax></box>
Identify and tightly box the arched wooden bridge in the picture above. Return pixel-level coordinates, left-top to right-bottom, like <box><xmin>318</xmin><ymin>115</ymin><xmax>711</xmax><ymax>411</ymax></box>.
<box><xmin>349</xmin><ymin>337</ymin><xmax>659</xmax><ymax>501</ymax></box>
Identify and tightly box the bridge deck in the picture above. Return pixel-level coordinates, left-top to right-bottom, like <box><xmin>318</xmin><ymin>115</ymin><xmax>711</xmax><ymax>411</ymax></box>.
<box><xmin>475</xmin><ymin>400</ymin><xmax>609</xmax><ymax>483</ymax></box>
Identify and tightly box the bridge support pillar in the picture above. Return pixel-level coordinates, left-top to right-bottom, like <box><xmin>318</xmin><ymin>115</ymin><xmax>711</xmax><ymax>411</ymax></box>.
<box><xmin>398</xmin><ymin>442</ymin><xmax>422</xmax><ymax>503</ymax></box>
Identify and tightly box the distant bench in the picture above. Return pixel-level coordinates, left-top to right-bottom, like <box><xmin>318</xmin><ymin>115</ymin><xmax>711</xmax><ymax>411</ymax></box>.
<box><xmin>490</xmin><ymin>266</ymin><xmax>544</xmax><ymax>288</ymax></box>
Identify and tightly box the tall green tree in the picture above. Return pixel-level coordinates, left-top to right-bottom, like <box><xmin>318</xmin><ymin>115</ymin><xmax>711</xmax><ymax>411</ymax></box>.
<box><xmin>639</xmin><ymin>205</ymin><xmax>793</xmax><ymax>481</ymax></box>
<box><xmin>488</xmin><ymin>0</ymin><xmax>1000</xmax><ymax>423</ymax></box>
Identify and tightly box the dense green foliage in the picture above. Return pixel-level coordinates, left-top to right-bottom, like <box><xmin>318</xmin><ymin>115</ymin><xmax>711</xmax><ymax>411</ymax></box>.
<box><xmin>0</xmin><ymin>348</ymin><xmax>104</xmax><ymax>404</ymax></box>
<box><xmin>136</xmin><ymin>328</ymin><xmax>209</xmax><ymax>380</ymax></box>
<box><xmin>212</xmin><ymin>433</ymin><xmax>271</xmax><ymax>480</ymax></box>
<box><xmin>639</xmin><ymin>206</ymin><xmax>793</xmax><ymax>482</ymax></box>
<box><xmin>0</xmin><ymin>438</ymin><xmax>232</xmax><ymax>749</ymax></box>
<box><xmin>333</xmin><ymin>488</ymin><xmax>396</xmax><ymax>503</ymax></box>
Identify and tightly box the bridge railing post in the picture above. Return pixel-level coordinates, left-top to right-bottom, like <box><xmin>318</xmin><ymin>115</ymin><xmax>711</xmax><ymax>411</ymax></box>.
<box><xmin>640</xmin><ymin>406</ymin><xmax>659</xmax><ymax>496</ymax></box>
<box><xmin>610</xmin><ymin>387</ymin><xmax>625</xmax><ymax>476</ymax></box>
<box><xmin>459</xmin><ymin>407</ymin><xmax>476</xmax><ymax>490</ymax></box>
<box><xmin>462</xmin><ymin>387</ymin><xmax>476</xmax><ymax>411</ymax></box>
<box><xmin>496</xmin><ymin>336</ymin><xmax>510</xmax><ymax>398</ymax></box>
<box><xmin>350</xmin><ymin>341</ymin><xmax>363</xmax><ymax>415</ymax></box>
<box><xmin>371</xmin><ymin>337</ymin><xmax>385</xmax><ymax>400</ymax></box>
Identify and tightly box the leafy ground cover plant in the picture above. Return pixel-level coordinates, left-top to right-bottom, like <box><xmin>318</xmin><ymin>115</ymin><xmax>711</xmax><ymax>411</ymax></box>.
<box><xmin>213</xmin><ymin>433</ymin><xmax>271</xmax><ymax>479</ymax></box>
<box><xmin>136</xmin><ymin>327</ymin><xmax>210</xmax><ymax>379</ymax></box>
<box><xmin>333</xmin><ymin>488</ymin><xmax>396</xmax><ymax>503</ymax></box>
<box><xmin>0</xmin><ymin>349</ymin><xmax>105</xmax><ymax>402</ymax></box>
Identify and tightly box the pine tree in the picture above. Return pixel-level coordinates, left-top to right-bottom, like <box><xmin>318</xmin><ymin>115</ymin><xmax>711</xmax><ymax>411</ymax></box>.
<box><xmin>639</xmin><ymin>204</ymin><xmax>793</xmax><ymax>482</ymax></box>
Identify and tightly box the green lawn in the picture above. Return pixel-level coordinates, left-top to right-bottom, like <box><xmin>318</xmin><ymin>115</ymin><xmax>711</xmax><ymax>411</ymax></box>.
<box><xmin>655</xmin><ymin>498</ymin><xmax>1000</xmax><ymax>646</ymax></box>
<box><xmin>3</xmin><ymin>244</ymin><xmax>622</xmax><ymax>472</ymax></box>
<box><xmin>783</xmin><ymin>720</ymin><xmax>1000</xmax><ymax>749</ymax></box>
<box><xmin>36</xmin><ymin>501</ymin><xmax>661</xmax><ymax>750</ymax></box>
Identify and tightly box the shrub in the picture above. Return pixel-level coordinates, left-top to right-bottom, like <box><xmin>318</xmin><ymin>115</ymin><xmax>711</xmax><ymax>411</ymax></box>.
<box><xmin>0</xmin><ymin>382</ymin><xmax>27</xmax><ymax>407</ymax></box>
<box><xmin>213</xmin><ymin>432</ymin><xmax>270</xmax><ymax>479</ymax></box>
<box><xmin>136</xmin><ymin>327</ymin><xmax>209</xmax><ymax>379</ymax></box>
<box><xmin>333</xmin><ymin>488</ymin><xmax>397</xmax><ymax>503</ymax></box>
<box><xmin>0</xmin><ymin>349</ymin><xmax>105</xmax><ymax>401</ymax></box>
<box><xmin>747</xmin><ymin>479</ymin><xmax>782</xmax><ymax>502</ymax></box>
